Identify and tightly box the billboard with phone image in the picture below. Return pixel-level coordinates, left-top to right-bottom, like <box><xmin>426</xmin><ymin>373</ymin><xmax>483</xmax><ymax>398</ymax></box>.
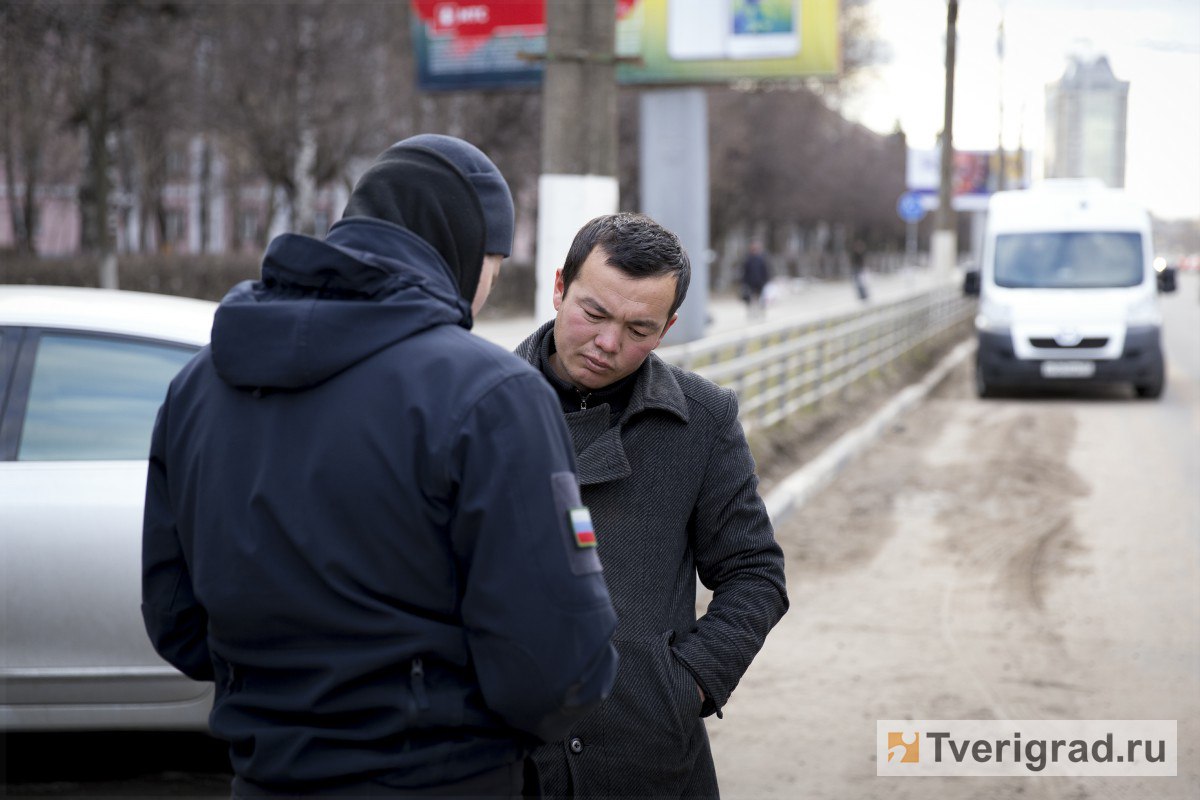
<box><xmin>730</xmin><ymin>0</ymin><xmax>799</xmax><ymax>59</ymax></box>
<box><xmin>668</xmin><ymin>0</ymin><xmax>802</xmax><ymax>61</ymax></box>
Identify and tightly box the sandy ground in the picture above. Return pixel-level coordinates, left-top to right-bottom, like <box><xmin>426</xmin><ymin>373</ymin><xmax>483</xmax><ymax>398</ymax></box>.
<box><xmin>707</xmin><ymin>346</ymin><xmax>1200</xmax><ymax>798</ymax></box>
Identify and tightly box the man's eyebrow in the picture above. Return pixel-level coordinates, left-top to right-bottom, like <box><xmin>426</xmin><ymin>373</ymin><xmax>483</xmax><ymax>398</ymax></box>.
<box><xmin>581</xmin><ymin>297</ymin><xmax>659</xmax><ymax>329</ymax></box>
<box><xmin>581</xmin><ymin>297</ymin><xmax>610</xmax><ymax>317</ymax></box>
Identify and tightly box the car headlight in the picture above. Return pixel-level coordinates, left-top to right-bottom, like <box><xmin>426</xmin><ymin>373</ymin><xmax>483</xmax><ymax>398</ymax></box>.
<box><xmin>975</xmin><ymin>297</ymin><xmax>1012</xmax><ymax>333</ymax></box>
<box><xmin>1126</xmin><ymin>294</ymin><xmax>1162</xmax><ymax>327</ymax></box>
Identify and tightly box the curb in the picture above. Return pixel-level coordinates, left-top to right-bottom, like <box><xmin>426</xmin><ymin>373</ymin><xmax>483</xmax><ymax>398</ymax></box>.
<box><xmin>764</xmin><ymin>339</ymin><xmax>975</xmax><ymax>525</ymax></box>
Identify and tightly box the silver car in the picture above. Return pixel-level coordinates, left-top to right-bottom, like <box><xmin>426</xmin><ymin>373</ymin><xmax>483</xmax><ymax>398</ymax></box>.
<box><xmin>1</xmin><ymin>286</ymin><xmax>216</xmax><ymax>730</ymax></box>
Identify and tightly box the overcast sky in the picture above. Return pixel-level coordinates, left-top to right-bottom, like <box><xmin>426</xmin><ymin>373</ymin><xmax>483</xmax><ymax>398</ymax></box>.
<box><xmin>842</xmin><ymin>0</ymin><xmax>1200</xmax><ymax>220</ymax></box>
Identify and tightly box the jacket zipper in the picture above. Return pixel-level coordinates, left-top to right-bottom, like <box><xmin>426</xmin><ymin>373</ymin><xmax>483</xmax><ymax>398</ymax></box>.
<box><xmin>579</xmin><ymin>392</ymin><xmax>590</xmax><ymax>410</ymax></box>
<box><xmin>410</xmin><ymin>658</ymin><xmax>430</xmax><ymax>711</ymax></box>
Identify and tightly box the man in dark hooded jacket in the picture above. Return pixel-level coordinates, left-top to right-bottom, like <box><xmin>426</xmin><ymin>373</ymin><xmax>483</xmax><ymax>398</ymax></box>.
<box><xmin>141</xmin><ymin>135</ymin><xmax>619</xmax><ymax>798</ymax></box>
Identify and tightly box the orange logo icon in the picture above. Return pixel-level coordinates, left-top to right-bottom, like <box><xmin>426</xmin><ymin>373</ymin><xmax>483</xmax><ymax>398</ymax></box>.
<box><xmin>888</xmin><ymin>731</ymin><xmax>919</xmax><ymax>763</ymax></box>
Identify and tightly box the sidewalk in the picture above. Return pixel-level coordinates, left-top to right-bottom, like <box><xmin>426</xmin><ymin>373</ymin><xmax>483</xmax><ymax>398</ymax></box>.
<box><xmin>473</xmin><ymin>266</ymin><xmax>955</xmax><ymax>351</ymax></box>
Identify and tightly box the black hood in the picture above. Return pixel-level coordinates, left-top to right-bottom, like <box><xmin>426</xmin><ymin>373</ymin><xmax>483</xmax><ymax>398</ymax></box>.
<box><xmin>211</xmin><ymin>218</ymin><xmax>469</xmax><ymax>390</ymax></box>
<box><xmin>341</xmin><ymin>143</ymin><xmax>487</xmax><ymax>306</ymax></box>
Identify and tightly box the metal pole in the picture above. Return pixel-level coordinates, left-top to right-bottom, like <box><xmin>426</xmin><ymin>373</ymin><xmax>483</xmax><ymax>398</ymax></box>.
<box><xmin>933</xmin><ymin>0</ymin><xmax>959</xmax><ymax>276</ymax></box>
<box><xmin>936</xmin><ymin>0</ymin><xmax>958</xmax><ymax>232</ymax></box>
<box><xmin>996</xmin><ymin>9</ymin><xmax>1006</xmax><ymax>192</ymax></box>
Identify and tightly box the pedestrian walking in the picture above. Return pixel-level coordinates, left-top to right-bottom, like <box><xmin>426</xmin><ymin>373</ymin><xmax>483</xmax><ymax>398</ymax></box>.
<box><xmin>739</xmin><ymin>240</ymin><xmax>772</xmax><ymax>319</ymax></box>
<box><xmin>515</xmin><ymin>213</ymin><xmax>789</xmax><ymax>798</ymax></box>
<box><xmin>142</xmin><ymin>135</ymin><xmax>619</xmax><ymax>798</ymax></box>
<box><xmin>851</xmin><ymin>238</ymin><xmax>870</xmax><ymax>302</ymax></box>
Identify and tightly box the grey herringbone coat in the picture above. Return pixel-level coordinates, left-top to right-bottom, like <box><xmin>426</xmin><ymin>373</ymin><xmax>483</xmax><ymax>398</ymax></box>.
<box><xmin>516</xmin><ymin>323</ymin><xmax>788</xmax><ymax>798</ymax></box>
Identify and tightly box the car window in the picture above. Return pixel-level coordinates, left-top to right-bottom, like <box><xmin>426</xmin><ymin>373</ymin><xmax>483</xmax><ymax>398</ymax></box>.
<box><xmin>18</xmin><ymin>334</ymin><xmax>196</xmax><ymax>461</ymax></box>
<box><xmin>0</xmin><ymin>328</ymin><xmax>9</xmax><ymax>402</ymax></box>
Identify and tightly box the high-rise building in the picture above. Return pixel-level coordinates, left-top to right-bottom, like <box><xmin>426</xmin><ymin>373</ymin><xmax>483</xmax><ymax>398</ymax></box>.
<box><xmin>1044</xmin><ymin>54</ymin><xmax>1129</xmax><ymax>188</ymax></box>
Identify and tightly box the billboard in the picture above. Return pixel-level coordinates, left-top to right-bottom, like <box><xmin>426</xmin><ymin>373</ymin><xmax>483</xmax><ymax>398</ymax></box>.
<box><xmin>906</xmin><ymin>148</ymin><xmax>1030</xmax><ymax>211</ymax></box>
<box><xmin>412</xmin><ymin>1</ymin><xmax>547</xmax><ymax>90</ymax></box>
<box><xmin>618</xmin><ymin>0</ymin><xmax>839</xmax><ymax>84</ymax></box>
<box><xmin>412</xmin><ymin>1</ymin><xmax>839</xmax><ymax>90</ymax></box>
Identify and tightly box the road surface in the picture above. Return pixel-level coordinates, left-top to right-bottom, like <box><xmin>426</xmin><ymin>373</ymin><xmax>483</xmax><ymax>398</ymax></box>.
<box><xmin>709</xmin><ymin>273</ymin><xmax>1200</xmax><ymax>798</ymax></box>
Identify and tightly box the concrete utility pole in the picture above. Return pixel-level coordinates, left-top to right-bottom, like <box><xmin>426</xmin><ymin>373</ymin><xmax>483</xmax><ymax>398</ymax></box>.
<box><xmin>541</xmin><ymin>0</ymin><xmax>617</xmax><ymax>176</ymax></box>
<box><xmin>996</xmin><ymin>9</ymin><xmax>1006</xmax><ymax>192</ymax></box>
<box><xmin>535</xmin><ymin>0</ymin><xmax>620</xmax><ymax>322</ymax></box>
<box><xmin>933</xmin><ymin>0</ymin><xmax>959</xmax><ymax>276</ymax></box>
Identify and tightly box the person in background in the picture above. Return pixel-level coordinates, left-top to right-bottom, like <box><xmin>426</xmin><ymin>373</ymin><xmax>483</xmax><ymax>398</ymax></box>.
<box><xmin>851</xmin><ymin>238</ymin><xmax>870</xmax><ymax>302</ymax></box>
<box><xmin>516</xmin><ymin>213</ymin><xmax>788</xmax><ymax>798</ymax></box>
<box><xmin>739</xmin><ymin>240</ymin><xmax>772</xmax><ymax>319</ymax></box>
<box><xmin>142</xmin><ymin>135</ymin><xmax>619</xmax><ymax>798</ymax></box>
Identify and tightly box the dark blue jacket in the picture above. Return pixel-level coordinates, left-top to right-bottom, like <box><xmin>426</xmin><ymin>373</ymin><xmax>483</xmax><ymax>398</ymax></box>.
<box><xmin>142</xmin><ymin>218</ymin><xmax>618</xmax><ymax>790</ymax></box>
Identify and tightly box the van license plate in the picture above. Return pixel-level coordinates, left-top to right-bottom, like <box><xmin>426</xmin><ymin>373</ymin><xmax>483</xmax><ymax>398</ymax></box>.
<box><xmin>1040</xmin><ymin>360</ymin><xmax>1095</xmax><ymax>379</ymax></box>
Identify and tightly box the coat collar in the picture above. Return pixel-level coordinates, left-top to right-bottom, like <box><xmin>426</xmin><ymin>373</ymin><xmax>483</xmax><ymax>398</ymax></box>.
<box><xmin>515</xmin><ymin>321</ymin><xmax>690</xmax><ymax>486</ymax></box>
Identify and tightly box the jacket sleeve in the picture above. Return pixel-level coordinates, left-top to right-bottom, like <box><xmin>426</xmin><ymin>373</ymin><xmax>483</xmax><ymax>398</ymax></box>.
<box><xmin>449</xmin><ymin>371</ymin><xmax>619</xmax><ymax>743</ymax></box>
<box><xmin>141</xmin><ymin>392</ymin><xmax>213</xmax><ymax>682</ymax></box>
<box><xmin>673</xmin><ymin>389</ymin><xmax>788</xmax><ymax>716</ymax></box>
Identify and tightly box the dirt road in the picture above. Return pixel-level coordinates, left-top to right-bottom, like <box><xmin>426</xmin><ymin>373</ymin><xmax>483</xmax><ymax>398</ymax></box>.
<box><xmin>708</xmin><ymin>281</ymin><xmax>1200</xmax><ymax>798</ymax></box>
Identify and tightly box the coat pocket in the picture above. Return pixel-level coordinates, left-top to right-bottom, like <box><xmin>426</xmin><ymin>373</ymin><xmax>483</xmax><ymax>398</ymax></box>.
<box><xmin>663</xmin><ymin>631</ymin><xmax>705</xmax><ymax>728</ymax></box>
<box><xmin>570</xmin><ymin>632</ymin><xmax>705</xmax><ymax>794</ymax></box>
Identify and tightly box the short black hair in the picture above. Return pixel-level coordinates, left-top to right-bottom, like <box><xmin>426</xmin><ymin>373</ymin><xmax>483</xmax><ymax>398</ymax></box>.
<box><xmin>561</xmin><ymin>213</ymin><xmax>691</xmax><ymax>320</ymax></box>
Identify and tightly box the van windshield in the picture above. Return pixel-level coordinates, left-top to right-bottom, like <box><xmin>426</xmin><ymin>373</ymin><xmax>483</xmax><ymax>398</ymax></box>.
<box><xmin>994</xmin><ymin>231</ymin><xmax>1144</xmax><ymax>289</ymax></box>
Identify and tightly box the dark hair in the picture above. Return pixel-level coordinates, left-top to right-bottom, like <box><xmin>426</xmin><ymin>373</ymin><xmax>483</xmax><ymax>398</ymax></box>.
<box><xmin>561</xmin><ymin>213</ymin><xmax>691</xmax><ymax>319</ymax></box>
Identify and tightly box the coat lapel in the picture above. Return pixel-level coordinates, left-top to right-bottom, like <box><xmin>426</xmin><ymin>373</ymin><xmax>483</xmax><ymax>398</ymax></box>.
<box><xmin>565</xmin><ymin>408</ymin><xmax>632</xmax><ymax>486</ymax></box>
<box><xmin>514</xmin><ymin>322</ymin><xmax>690</xmax><ymax>487</ymax></box>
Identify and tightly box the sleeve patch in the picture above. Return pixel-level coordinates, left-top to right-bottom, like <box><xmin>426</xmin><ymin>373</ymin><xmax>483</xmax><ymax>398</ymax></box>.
<box><xmin>551</xmin><ymin>472</ymin><xmax>603</xmax><ymax>576</ymax></box>
<box><xmin>570</xmin><ymin>507</ymin><xmax>597</xmax><ymax>548</ymax></box>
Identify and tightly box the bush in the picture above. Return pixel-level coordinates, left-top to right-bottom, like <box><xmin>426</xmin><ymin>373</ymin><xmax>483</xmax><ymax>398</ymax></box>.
<box><xmin>0</xmin><ymin>253</ymin><xmax>260</xmax><ymax>302</ymax></box>
<box><xmin>1</xmin><ymin>252</ymin><xmax>537</xmax><ymax>316</ymax></box>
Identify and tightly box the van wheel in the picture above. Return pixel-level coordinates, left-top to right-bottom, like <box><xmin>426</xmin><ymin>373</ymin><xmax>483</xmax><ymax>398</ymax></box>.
<box><xmin>975</xmin><ymin>361</ymin><xmax>994</xmax><ymax>398</ymax></box>
<box><xmin>1135</xmin><ymin>378</ymin><xmax>1164</xmax><ymax>399</ymax></box>
<box><xmin>1135</xmin><ymin>361</ymin><xmax>1166</xmax><ymax>399</ymax></box>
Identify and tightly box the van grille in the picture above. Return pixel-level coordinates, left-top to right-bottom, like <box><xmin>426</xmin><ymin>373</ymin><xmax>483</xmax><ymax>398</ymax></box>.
<box><xmin>1029</xmin><ymin>337</ymin><xmax>1108</xmax><ymax>349</ymax></box>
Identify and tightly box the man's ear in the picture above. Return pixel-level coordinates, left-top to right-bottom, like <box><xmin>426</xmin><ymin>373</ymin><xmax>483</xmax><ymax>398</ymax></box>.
<box><xmin>652</xmin><ymin>314</ymin><xmax>679</xmax><ymax>349</ymax></box>
<box><xmin>552</xmin><ymin>269</ymin><xmax>566</xmax><ymax>311</ymax></box>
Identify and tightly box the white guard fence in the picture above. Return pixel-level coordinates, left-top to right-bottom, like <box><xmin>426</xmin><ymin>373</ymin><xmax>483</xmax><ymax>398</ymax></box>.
<box><xmin>659</xmin><ymin>286</ymin><xmax>977</xmax><ymax>434</ymax></box>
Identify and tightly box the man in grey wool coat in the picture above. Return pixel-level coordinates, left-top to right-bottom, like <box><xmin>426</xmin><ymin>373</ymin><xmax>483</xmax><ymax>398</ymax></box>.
<box><xmin>515</xmin><ymin>212</ymin><xmax>789</xmax><ymax>798</ymax></box>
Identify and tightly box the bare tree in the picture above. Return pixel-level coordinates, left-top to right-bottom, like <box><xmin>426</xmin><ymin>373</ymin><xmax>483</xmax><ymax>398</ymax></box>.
<box><xmin>50</xmin><ymin>1</ymin><xmax>195</xmax><ymax>258</ymax></box>
<box><xmin>204</xmin><ymin>2</ymin><xmax>406</xmax><ymax>236</ymax></box>
<box><xmin>0</xmin><ymin>3</ymin><xmax>72</xmax><ymax>254</ymax></box>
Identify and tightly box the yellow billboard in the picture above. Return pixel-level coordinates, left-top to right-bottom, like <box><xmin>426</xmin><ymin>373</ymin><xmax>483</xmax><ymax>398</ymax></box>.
<box><xmin>617</xmin><ymin>0</ymin><xmax>840</xmax><ymax>83</ymax></box>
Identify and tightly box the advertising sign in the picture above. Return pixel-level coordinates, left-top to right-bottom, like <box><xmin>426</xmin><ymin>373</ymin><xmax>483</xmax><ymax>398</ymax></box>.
<box><xmin>618</xmin><ymin>0</ymin><xmax>839</xmax><ymax>84</ymax></box>
<box><xmin>412</xmin><ymin>1</ymin><xmax>839</xmax><ymax>90</ymax></box>
<box><xmin>412</xmin><ymin>1</ymin><xmax>547</xmax><ymax>90</ymax></box>
<box><xmin>906</xmin><ymin>147</ymin><xmax>1030</xmax><ymax>211</ymax></box>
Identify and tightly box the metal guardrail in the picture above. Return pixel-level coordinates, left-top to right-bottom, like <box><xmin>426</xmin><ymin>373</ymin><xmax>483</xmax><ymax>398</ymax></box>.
<box><xmin>659</xmin><ymin>286</ymin><xmax>976</xmax><ymax>433</ymax></box>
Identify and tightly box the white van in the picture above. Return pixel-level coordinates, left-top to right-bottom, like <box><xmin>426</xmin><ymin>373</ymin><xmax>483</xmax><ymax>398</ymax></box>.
<box><xmin>964</xmin><ymin>180</ymin><xmax>1174</xmax><ymax>399</ymax></box>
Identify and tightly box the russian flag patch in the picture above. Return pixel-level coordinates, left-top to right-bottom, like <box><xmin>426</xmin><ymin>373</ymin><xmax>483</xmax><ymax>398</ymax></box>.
<box><xmin>569</xmin><ymin>507</ymin><xmax>597</xmax><ymax>548</ymax></box>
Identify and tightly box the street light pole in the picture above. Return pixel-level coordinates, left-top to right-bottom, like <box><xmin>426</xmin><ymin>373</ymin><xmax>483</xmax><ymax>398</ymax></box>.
<box><xmin>933</xmin><ymin>0</ymin><xmax>959</xmax><ymax>276</ymax></box>
<box><xmin>996</xmin><ymin>9</ymin><xmax>1006</xmax><ymax>192</ymax></box>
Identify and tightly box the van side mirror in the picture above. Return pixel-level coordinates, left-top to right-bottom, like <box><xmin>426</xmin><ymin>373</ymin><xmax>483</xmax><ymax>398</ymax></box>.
<box><xmin>1157</xmin><ymin>266</ymin><xmax>1177</xmax><ymax>294</ymax></box>
<box><xmin>963</xmin><ymin>270</ymin><xmax>981</xmax><ymax>296</ymax></box>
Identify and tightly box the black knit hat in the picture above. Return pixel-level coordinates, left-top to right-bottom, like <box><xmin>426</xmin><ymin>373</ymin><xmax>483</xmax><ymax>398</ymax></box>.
<box><xmin>400</xmin><ymin>134</ymin><xmax>514</xmax><ymax>258</ymax></box>
<box><xmin>341</xmin><ymin>135</ymin><xmax>512</xmax><ymax>306</ymax></box>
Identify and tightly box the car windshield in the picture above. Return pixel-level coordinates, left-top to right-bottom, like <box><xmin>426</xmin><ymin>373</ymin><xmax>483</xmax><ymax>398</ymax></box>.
<box><xmin>994</xmin><ymin>231</ymin><xmax>1144</xmax><ymax>289</ymax></box>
